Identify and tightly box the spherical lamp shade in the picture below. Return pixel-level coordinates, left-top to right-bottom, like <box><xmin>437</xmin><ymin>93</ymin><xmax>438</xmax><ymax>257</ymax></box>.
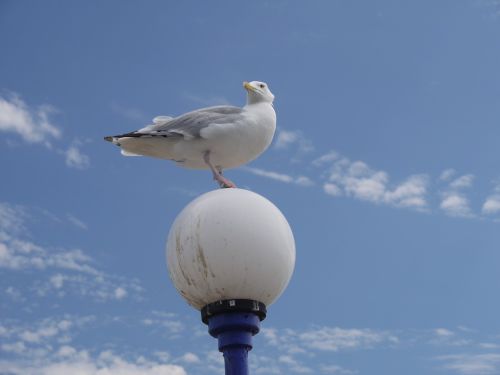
<box><xmin>166</xmin><ymin>188</ymin><xmax>295</xmax><ymax>310</ymax></box>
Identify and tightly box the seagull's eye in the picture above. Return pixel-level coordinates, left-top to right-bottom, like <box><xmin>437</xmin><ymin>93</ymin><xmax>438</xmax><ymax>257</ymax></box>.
<box><xmin>259</xmin><ymin>84</ymin><xmax>265</xmax><ymax>88</ymax></box>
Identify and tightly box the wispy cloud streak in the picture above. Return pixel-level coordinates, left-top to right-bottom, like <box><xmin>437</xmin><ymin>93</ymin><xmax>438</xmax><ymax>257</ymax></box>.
<box><xmin>0</xmin><ymin>202</ymin><xmax>142</xmax><ymax>302</ymax></box>
<box><xmin>436</xmin><ymin>353</ymin><xmax>500</xmax><ymax>375</ymax></box>
<box><xmin>0</xmin><ymin>93</ymin><xmax>61</xmax><ymax>147</ymax></box>
<box><xmin>266</xmin><ymin>129</ymin><xmax>499</xmax><ymax>219</ymax></box>
<box><xmin>243</xmin><ymin>167</ymin><xmax>314</xmax><ymax>187</ymax></box>
<box><xmin>275</xmin><ymin>129</ymin><xmax>314</xmax><ymax>156</ymax></box>
<box><xmin>1</xmin><ymin>92</ymin><xmax>90</xmax><ymax>169</ymax></box>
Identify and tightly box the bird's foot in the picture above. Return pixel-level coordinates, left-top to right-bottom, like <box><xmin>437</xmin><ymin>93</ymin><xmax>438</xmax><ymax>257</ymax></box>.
<box><xmin>215</xmin><ymin>175</ymin><xmax>237</xmax><ymax>189</ymax></box>
<box><xmin>203</xmin><ymin>151</ymin><xmax>236</xmax><ymax>188</ymax></box>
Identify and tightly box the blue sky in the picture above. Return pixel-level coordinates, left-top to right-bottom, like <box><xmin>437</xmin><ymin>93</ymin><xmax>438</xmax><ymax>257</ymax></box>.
<box><xmin>1</xmin><ymin>1</ymin><xmax>500</xmax><ymax>374</ymax></box>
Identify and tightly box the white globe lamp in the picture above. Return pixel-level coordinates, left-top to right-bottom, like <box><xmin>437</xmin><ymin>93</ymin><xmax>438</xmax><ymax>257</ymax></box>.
<box><xmin>165</xmin><ymin>188</ymin><xmax>295</xmax><ymax>375</ymax></box>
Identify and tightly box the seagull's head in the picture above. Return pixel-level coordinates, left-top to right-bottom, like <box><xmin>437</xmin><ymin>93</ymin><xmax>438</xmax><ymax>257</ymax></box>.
<box><xmin>243</xmin><ymin>81</ymin><xmax>274</xmax><ymax>105</ymax></box>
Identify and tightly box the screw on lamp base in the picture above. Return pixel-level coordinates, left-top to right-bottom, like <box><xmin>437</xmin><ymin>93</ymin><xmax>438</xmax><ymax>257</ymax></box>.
<box><xmin>202</xmin><ymin>300</ymin><xmax>267</xmax><ymax>375</ymax></box>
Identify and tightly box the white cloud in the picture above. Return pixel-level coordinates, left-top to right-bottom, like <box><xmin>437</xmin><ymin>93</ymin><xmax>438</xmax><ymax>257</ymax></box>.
<box><xmin>274</xmin><ymin>129</ymin><xmax>314</xmax><ymax>155</ymax></box>
<box><xmin>450</xmin><ymin>174</ymin><xmax>475</xmax><ymax>189</ymax></box>
<box><xmin>276</xmin><ymin>143</ymin><xmax>500</xmax><ymax>221</ymax></box>
<box><xmin>141</xmin><ymin>311</ymin><xmax>185</xmax><ymax>336</ymax></box>
<box><xmin>440</xmin><ymin>168</ymin><xmax>456</xmax><ymax>181</ymax></box>
<box><xmin>0</xmin><ymin>202</ymin><xmax>143</xmax><ymax>302</ymax></box>
<box><xmin>0</xmin><ymin>325</ymin><xmax>9</xmax><ymax>337</ymax></box>
<box><xmin>34</xmin><ymin>273</ymin><xmax>143</xmax><ymax>302</ymax></box>
<box><xmin>203</xmin><ymin>350</ymin><xmax>225</xmax><ymax>373</ymax></box>
<box><xmin>0</xmin><ymin>233</ymin><xmax>97</xmax><ymax>273</ymax></box>
<box><xmin>66</xmin><ymin>214</ymin><xmax>88</xmax><ymax>230</ymax></box>
<box><xmin>275</xmin><ymin>129</ymin><xmax>300</xmax><ymax>149</ymax></box>
<box><xmin>317</xmin><ymin>152</ymin><xmax>429</xmax><ymax>210</ymax></box>
<box><xmin>0</xmin><ymin>203</ymin><xmax>26</xmax><ymax>234</ymax></box>
<box><xmin>0</xmin><ymin>236</ymin><xmax>52</xmax><ymax>270</ymax></box>
<box><xmin>323</xmin><ymin>183</ymin><xmax>342</xmax><ymax>197</ymax></box>
<box><xmin>245</xmin><ymin>166</ymin><xmax>294</xmax><ymax>183</ymax></box>
<box><xmin>162</xmin><ymin>320</ymin><xmax>184</xmax><ymax>334</ymax></box>
<box><xmin>7</xmin><ymin>311</ymin><xmax>500</xmax><ymax>375</ymax></box>
<box><xmin>279</xmin><ymin>354</ymin><xmax>312</xmax><ymax>373</ymax></box>
<box><xmin>244</xmin><ymin>167</ymin><xmax>314</xmax><ymax>187</ymax></box>
<box><xmin>251</xmin><ymin>354</ymin><xmax>282</xmax><ymax>374</ymax></box>
<box><xmin>429</xmin><ymin>328</ymin><xmax>471</xmax><ymax>347</ymax></box>
<box><xmin>313</xmin><ymin>151</ymin><xmax>339</xmax><ymax>167</ymax></box>
<box><xmin>482</xmin><ymin>183</ymin><xmax>500</xmax><ymax>215</ymax></box>
<box><xmin>437</xmin><ymin>353</ymin><xmax>500</xmax><ymax>375</ymax></box>
<box><xmin>343</xmin><ymin>169</ymin><xmax>388</xmax><ymax>202</ymax></box>
<box><xmin>320</xmin><ymin>364</ymin><xmax>357</xmax><ymax>374</ymax></box>
<box><xmin>482</xmin><ymin>195</ymin><xmax>500</xmax><ymax>215</ymax></box>
<box><xmin>482</xmin><ymin>196</ymin><xmax>500</xmax><ymax>215</ymax></box>
<box><xmin>180</xmin><ymin>352</ymin><xmax>200</xmax><ymax>364</ymax></box>
<box><xmin>249</xmin><ymin>131</ymin><xmax>498</xmax><ymax>220</ymax></box>
<box><xmin>0</xmin><ymin>350</ymin><xmax>187</xmax><ymax>375</ymax></box>
<box><xmin>438</xmin><ymin>172</ymin><xmax>475</xmax><ymax>217</ymax></box>
<box><xmin>20</xmin><ymin>326</ymin><xmax>58</xmax><ymax>344</ymax></box>
<box><xmin>2</xmin><ymin>315</ymin><xmax>90</xmax><ymax>350</ymax></box>
<box><xmin>57</xmin><ymin>345</ymin><xmax>78</xmax><ymax>358</ymax></box>
<box><xmin>1</xmin><ymin>341</ymin><xmax>26</xmax><ymax>354</ymax></box>
<box><xmin>65</xmin><ymin>143</ymin><xmax>90</xmax><ymax>169</ymax></box>
<box><xmin>384</xmin><ymin>175</ymin><xmax>429</xmax><ymax>208</ymax></box>
<box><xmin>261</xmin><ymin>325</ymin><xmax>397</xmax><ymax>356</ymax></box>
<box><xmin>114</xmin><ymin>287</ymin><xmax>127</xmax><ymax>300</ymax></box>
<box><xmin>435</xmin><ymin>328</ymin><xmax>454</xmax><ymax>337</ymax></box>
<box><xmin>295</xmin><ymin>176</ymin><xmax>315</xmax><ymax>187</ymax></box>
<box><xmin>261</xmin><ymin>328</ymin><xmax>280</xmax><ymax>346</ymax></box>
<box><xmin>299</xmin><ymin>327</ymin><xmax>398</xmax><ymax>352</ymax></box>
<box><xmin>440</xmin><ymin>194</ymin><xmax>473</xmax><ymax>217</ymax></box>
<box><xmin>0</xmin><ymin>93</ymin><xmax>91</xmax><ymax>170</ymax></box>
<box><xmin>154</xmin><ymin>351</ymin><xmax>171</xmax><ymax>362</ymax></box>
<box><xmin>0</xmin><ymin>94</ymin><xmax>61</xmax><ymax>147</ymax></box>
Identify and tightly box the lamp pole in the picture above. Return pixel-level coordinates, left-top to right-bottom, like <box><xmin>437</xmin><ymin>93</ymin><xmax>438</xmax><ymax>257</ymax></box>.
<box><xmin>166</xmin><ymin>189</ymin><xmax>295</xmax><ymax>375</ymax></box>
<box><xmin>203</xmin><ymin>300</ymin><xmax>265</xmax><ymax>375</ymax></box>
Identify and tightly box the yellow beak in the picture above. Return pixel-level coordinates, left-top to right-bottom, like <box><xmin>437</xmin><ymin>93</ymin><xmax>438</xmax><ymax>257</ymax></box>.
<box><xmin>243</xmin><ymin>81</ymin><xmax>254</xmax><ymax>92</ymax></box>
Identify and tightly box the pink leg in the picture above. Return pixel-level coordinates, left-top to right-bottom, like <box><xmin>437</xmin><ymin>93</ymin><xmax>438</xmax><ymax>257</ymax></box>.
<box><xmin>203</xmin><ymin>151</ymin><xmax>236</xmax><ymax>188</ymax></box>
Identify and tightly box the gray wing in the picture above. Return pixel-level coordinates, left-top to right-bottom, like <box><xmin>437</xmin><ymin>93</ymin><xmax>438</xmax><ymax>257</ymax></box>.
<box><xmin>112</xmin><ymin>106</ymin><xmax>244</xmax><ymax>140</ymax></box>
<box><xmin>149</xmin><ymin>106</ymin><xmax>244</xmax><ymax>138</ymax></box>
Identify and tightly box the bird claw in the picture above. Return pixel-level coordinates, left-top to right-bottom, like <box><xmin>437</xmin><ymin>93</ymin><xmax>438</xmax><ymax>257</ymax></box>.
<box><xmin>216</xmin><ymin>176</ymin><xmax>236</xmax><ymax>189</ymax></box>
<box><xmin>219</xmin><ymin>181</ymin><xmax>237</xmax><ymax>189</ymax></box>
<box><xmin>204</xmin><ymin>151</ymin><xmax>236</xmax><ymax>188</ymax></box>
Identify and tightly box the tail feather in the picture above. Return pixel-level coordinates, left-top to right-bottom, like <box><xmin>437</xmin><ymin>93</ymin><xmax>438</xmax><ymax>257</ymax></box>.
<box><xmin>104</xmin><ymin>133</ymin><xmax>173</xmax><ymax>159</ymax></box>
<box><xmin>104</xmin><ymin>135</ymin><xmax>122</xmax><ymax>146</ymax></box>
<box><xmin>121</xmin><ymin>149</ymin><xmax>142</xmax><ymax>157</ymax></box>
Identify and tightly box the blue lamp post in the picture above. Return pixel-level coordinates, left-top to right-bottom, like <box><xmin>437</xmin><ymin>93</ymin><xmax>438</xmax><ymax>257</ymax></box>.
<box><xmin>166</xmin><ymin>189</ymin><xmax>295</xmax><ymax>375</ymax></box>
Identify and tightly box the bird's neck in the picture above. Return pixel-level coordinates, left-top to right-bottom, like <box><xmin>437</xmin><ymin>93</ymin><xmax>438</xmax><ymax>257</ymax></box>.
<box><xmin>246</xmin><ymin>96</ymin><xmax>273</xmax><ymax>105</ymax></box>
<box><xmin>245</xmin><ymin>100</ymin><xmax>274</xmax><ymax>109</ymax></box>
<box><xmin>243</xmin><ymin>102</ymin><xmax>276</xmax><ymax>125</ymax></box>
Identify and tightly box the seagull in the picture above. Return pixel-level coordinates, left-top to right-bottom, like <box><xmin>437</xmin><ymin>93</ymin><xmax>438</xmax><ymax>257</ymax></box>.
<box><xmin>104</xmin><ymin>81</ymin><xmax>276</xmax><ymax>188</ymax></box>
